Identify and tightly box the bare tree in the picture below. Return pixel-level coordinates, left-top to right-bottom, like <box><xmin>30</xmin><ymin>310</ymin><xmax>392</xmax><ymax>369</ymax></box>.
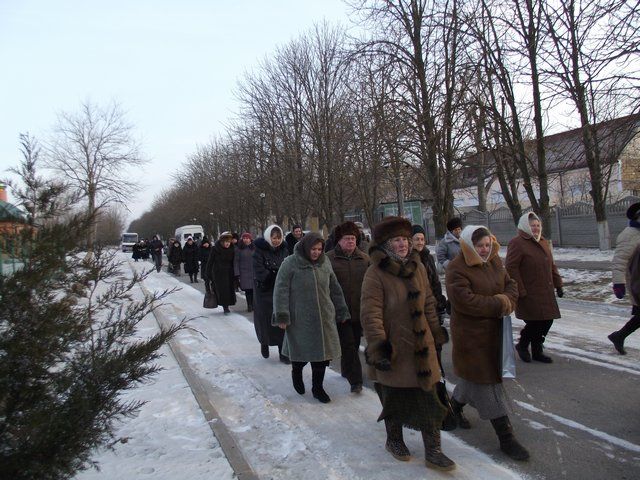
<box><xmin>46</xmin><ymin>101</ymin><xmax>145</xmax><ymax>249</ymax></box>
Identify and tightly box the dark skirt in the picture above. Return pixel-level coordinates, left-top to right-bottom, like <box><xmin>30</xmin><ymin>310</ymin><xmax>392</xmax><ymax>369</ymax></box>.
<box><xmin>374</xmin><ymin>383</ymin><xmax>446</xmax><ymax>431</ymax></box>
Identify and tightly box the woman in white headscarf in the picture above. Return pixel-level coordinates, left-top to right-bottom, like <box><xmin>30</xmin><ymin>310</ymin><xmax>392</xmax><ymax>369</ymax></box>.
<box><xmin>446</xmin><ymin>225</ymin><xmax>528</xmax><ymax>462</ymax></box>
<box><xmin>506</xmin><ymin>212</ymin><xmax>563</xmax><ymax>364</ymax></box>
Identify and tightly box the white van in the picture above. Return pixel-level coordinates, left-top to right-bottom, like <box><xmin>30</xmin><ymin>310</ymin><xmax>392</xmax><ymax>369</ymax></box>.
<box><xmin>121</xmin><ymin>232</ymin><xmax>138</xmax><ymax>252</ymax></box>
<box><xmin>174</xmin><ymin>225</ymin><xmax>204</xmax><ymax>248</ymax></box>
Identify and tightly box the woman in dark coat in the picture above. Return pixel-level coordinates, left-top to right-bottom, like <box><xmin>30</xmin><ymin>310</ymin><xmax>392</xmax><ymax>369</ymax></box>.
<box><xmin>234</xmin><ymin>232</ymin><xmax>255</xmax><ymax>312</ymax></box>
<box><xmin>182</xmin><ymin>236</ymin><xmax>200</xmax><ymax>283</ymax></box>
<box><xmin>167</xmin><ymin>240</ymin><xmax>183</xmax><ymax>275</ymax></box>
<box><xmin>199</xmin><ymin>237</ymin><xmax>212</xmax><ymax>290</ymax></box>
<box><xmin>205</xmin><ymin>232</ymin><xmax>236</xmax><ymax>314</ymax></box>
<box><xmin>446</xmin><ymin>225</ymin><xmax>528</xmax><ymax>461</ymax></box>
<box><xmin>273</xmin><ymin>233</ymin><xmax>350</xmax><ymax>404</ymax></box>
<box><xmin>252</xmin><ymin>225</ymin><xmax>289</xmax><ymax>362</ymax></box>
<box><xmin>506</xmin><ymin>212</ymin><xmax>563</xmax><ymax>363</ymax></box>
<box><xmin>361</xmin><ymin>217</ymin><xmax>452</xmax><ymax>470</ymax></box>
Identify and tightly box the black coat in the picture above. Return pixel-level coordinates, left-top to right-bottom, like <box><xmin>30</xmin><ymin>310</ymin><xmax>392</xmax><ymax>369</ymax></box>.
<box><xmin>417</xmin><ymin>247</ymin><xmax>448</xmax><ymax>316</ymax></box>
<box><xmin>199</xmin><ymin>244</ymin><xmax>212</xmax><ymax>278</ymax></box>
<box><xmin>285</xmin><ymin>232</ymin><xmax>301</xmax><ymax>255</ymax></box>
<box><xmin>205</xmin><ymin>243</ymin><xmax>236</xmax><ymax>306</ymax></box>
<box><xmin>182</xmin><ymin>242</ymin><xmax>200</xmax><ymax>274</ymax></box>
<box><xmin>252</xmin><ymin>237</ymin><xmax>288</xmax><ymax>345</ymax></box>
<box><xmin>168</xmin><ymin>244</ymin><xmax>183</xmax><ymax>265</ymax></box>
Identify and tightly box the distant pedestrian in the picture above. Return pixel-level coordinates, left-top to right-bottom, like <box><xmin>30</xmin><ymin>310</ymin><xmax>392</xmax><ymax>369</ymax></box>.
<box><xmin>354</xmin><ymin>221</ymin><xmax>370</xmax><ymax>253</ymax></box>
<box><xmin>506</xmin><ymin>212</ymin><xmax>563</xmax><ymax>363</ymax></box>
<box><xmin>167</xmin><ymin>240</ymin><xmax>182</xmax><ymax>275</ymax></box>
<box><xmin>608</xmin><ymin>202</ymin><xmax>640</xmax><ymax>354</ymax></box>
<box><xmin>199</xmin><ymin>237</ymin><xmax>213</xmax><ymax>291</ymax></box>
<box><xmin>253</xmin><ymin>225</ymin><xmax>289</xmax><ymax>360</ymax></box>
<box><xmin>234</xmin><ymin>232</ymin><xmax>255</xmax><ymax>312</ymax></box>
<box><xmin>205</xmin><ymin>232</ymin><xmax>236</xmax><ymax>314</ymax></box>
<box><xmin>273</xmin><ymin>233</ymin><xmax>350</xmax><ymax>403</ymax></box>
<box><xmin>436</xmin><ymin>217</ymin><xmax>462</xmax><ymax>271</ymax></box>
<box><xmin>150</xmin><ymin>235</ymin><xmax>163</xmax><ymax>272</ymax></box>
<box><xmin>412</xmin><ymin>224</ymin><xmax>448</xmax><ymax>320</ymax></box>
<box><xmin>285</xmin><ymin>224</ymin><xmax>304</xmax><ymax>255</ymax></box>
<box><xmin>326</xmin><ymin>221</ymin><xmax>370</xmax><ymax>394</ymax></box>
<box><xmin>361</xmin><ymin>216</ymin><xmax>453</xmax><ymax>470</ymax></box>
<box><xmin>446</xmin><ymin>225</ymin><xmax>528</xmax><ymax>461</ymax></box>
<box><xmin>182</xmin><ymin>236</ymin><xmax>200</xmax><ymax>283</ymax></box>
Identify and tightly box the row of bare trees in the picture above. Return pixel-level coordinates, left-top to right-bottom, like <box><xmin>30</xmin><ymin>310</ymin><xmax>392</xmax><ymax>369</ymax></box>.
<box><xmin>128</xmin><ymin>0</ymin><xmax>638</xmax><ymax>249</ymax></box>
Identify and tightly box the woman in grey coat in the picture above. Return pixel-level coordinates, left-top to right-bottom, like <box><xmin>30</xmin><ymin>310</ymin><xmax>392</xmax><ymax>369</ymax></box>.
<box><xmin>436</xmin><ymin>217</ymin><xmax>462</xmax><ymax>270</ymax></box>
<box><xmin>273</xmin><ymin>232</ymin><xmax>350</xmax><ymax>403</ymax></box>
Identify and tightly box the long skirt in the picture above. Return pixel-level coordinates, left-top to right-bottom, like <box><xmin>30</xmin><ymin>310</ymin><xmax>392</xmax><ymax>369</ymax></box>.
<box><xmin>451</xmin><ymin>378</ymin><xmax>511</xmax><ymax>420</ymax></box>
<box><xmin>375</xmin><ymin>383</ymin><xmax>446</xmax><ymax>431</ymax></box>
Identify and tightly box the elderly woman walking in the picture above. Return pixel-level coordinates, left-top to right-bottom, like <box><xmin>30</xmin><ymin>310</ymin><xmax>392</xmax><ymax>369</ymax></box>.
<box><xmin>234</xmin><ymin>232</ymin><xmax>256</xmax><ymax>312</ymax></box>
<box><xmin>253</xmin><ymin>225</ymin><xmax>289</xmax><ymax>361</ymax></box>
<box><xmin>361</xmin><ymin>217</ymin><xmax>454</xmax><ymax>471</ymax></box>
<box><xmin>446</xmin><ymin>225</ymin><xmax>528</xmax><ymax>461</ymax></box>
<box><xmin>273</xmin><ymin>233</ymin><xmax>350</xmax><ymax>403</ymax></box>
<box><xmin>506</xmin><ymin>212</ymin><xmax>563</xmax><ymax>363</ymax></box>
<box><xmin>205</xmin><ymin>232</ymin><xmax>236</xmax><ymax>314</ymax></box>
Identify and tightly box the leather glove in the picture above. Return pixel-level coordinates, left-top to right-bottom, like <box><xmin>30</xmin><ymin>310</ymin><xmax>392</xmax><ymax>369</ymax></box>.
<box><xmin>613</xmin><ymin>283</ymin><xmax>626</xmax><ymax>299</ymax></box>
<box><xmin>556</xmin><ymin>287</ymin><xmax>564</xmax><ymax>298</ymax></box>
<box><xmin>374</xmin><ymin>358</ymin><xmax>392</xmax><ymax>371</ymax></box>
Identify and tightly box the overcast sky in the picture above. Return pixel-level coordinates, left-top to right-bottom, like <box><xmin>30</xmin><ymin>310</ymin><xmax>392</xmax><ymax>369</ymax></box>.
<box><xmin>0</xmin><ymin>0</ymin><xmax>350</xmax><ymax>223</ymax></box>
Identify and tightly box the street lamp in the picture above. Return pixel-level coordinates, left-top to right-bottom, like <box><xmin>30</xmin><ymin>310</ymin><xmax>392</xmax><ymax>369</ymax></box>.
<box><xmin>259</xmin><ymin>192</ymin><xmax>266</xmax><ymax>233</ymax></box>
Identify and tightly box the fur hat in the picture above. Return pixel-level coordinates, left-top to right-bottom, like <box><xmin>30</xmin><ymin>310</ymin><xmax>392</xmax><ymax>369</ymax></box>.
<box><xmin>372</xmin><ymin>216</ymin><xmax>412</xmax><ymax>245</ymax></box>
<box><xmin>241</xmin><ymin>232</ymin><xmax>253</xmax><ymax>241</ymax></box>
<box><xmin>446</xmin><ymin>217</ymin><xmax>462</xmax><ymax>232</ymax></box>
<box><xmin>627</xmin><ymin>202</ymin><xmax>640</xmax><ymax>220</ymax></box>
<box><xmin>334</xmin><ymin>221</ymin><xmax>360</xmax><ymax>242</ymax></box>
<box><xmin>219</xmin><ymin>231</ymin><xmax>233</xmax><ymax>242</ymax></box>
<box><xmin>411</xmin><ymin>224</ymin><xmax>426</xmax><ymax>236</ymax></box>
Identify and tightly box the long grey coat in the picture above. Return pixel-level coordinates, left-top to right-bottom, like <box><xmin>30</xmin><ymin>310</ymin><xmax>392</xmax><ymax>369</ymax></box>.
<box><xmin>273</xmin><ymin>242</ymin><xmax>350</xmax><ymax>362</ymax></box>
<box><xmin>233</xmin><ymin>242</ymin><xmax>255</xmax><ymax>291</ymax></box>
<box><xmin>436</xmin><ymin>230</ymin><xmax>461</xmax><ymax>269</ymax></box>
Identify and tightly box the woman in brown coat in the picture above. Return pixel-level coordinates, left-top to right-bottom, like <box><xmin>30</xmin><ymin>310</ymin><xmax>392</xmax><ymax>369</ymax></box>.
<box><xmin>361</xmin><ymin>217</ymin><xmax>454</xmax><ymax>471</ymax></box>
<box><xmin>446</xmin><ymin>225</ymin><xmax>529</xmax><ymax>461</ymax></box>
<box><xmin>506</xmin><ymin>212</ymin><xmax>563</xmax><ymax>363</ymax></box>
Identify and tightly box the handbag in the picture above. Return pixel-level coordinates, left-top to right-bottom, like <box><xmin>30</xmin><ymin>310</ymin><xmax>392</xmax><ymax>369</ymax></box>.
<box><xmin>501</xmin><ymin>314</ymin><xmax>516</xmax><ymax>379</ymax></box>
<box><xmin>434</xmin><ymin>349</ymin><xmax>457</xmax><ymax>431</ymax></box>
<box><xmin>203</xmin><ymin>290</ymin><xmax>218</xmax><ymax>309</ymax></box>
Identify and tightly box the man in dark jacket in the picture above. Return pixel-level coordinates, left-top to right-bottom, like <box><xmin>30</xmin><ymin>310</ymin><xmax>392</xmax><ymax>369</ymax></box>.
<box><xmin>285</xmin><ymin>224</ymin><xmax>304</xmax><ymax>255</ymax></box>
<box><xmin>326</xmin><ymin>221</ymin><xmax>370</xmax><ymax>393</ymax></box>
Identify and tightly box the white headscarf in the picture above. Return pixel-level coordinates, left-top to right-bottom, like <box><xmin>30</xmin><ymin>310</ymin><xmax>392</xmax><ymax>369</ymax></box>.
<box><xmin>263</xmin><ymin>224</ymin><xmax>283</xmax><ymax>247</ymax></box>
<box><xmin>517</xmin><ymin>212</ymin><xmax>541</xmax><ymax>242</ymax></box>
<box><xmin>460</xmin><ymin>225</ymin><xmax>494</xmax><ymax>264</ymax></box>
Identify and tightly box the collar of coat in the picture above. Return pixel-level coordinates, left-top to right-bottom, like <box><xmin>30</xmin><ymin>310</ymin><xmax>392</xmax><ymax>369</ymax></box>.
<box><xmin>333</xmin><ymin>244</ymin><xmax>366</xmax><ymax>260</ymax></box>
<box><xmin>369</xmin><ymin>242</ymin><xmax>433</xmax><ymax>389</ymax></box>
<box><xmin>460</xmin><ymin>235</ymin><xmax>501</xmax><ymax>267</ymax></box>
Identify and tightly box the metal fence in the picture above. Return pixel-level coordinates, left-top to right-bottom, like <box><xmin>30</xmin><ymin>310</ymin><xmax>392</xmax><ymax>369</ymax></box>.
<box><xmin>449</xmin><ymin>196</ymin><xmax>640</xmax><ymax>248</ymax></box>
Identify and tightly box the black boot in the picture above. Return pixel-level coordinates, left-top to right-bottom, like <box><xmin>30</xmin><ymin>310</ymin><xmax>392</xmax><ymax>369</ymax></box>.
<box><xmin>450</xmin><ymin>398</ymin><xmax>471</xmax><ymax>429</ymax></box>
<box><xmin>608</xmin><ymin>331</ymin><xmax>627</xmax><ymax>354</ymax></box>
<box><xmin>247</xmin><ymin>302</ymin><xmax>253</xmax><ymax>312</ymax></box>
<box><xmin>278</xmin><ymin>345</ymin><xmax>290</xmax><ymax>364</ymax></box>
<box><xmin>311</xmin><ymin>364</ymin><xmax>330</xmax><ymax>403</ymax></box>
<box><xmin>384</xmin><ymin>419</ymin><xmax>411</xmax><ymax>461</ymax></box>
<box><xmin>261</xmin><ymin>344</ymin><xmax>269</xmax><ymax>359</ymax></box>
<box><xmin>491</xmin><ymin>416</ymin><xmax>530</xmax><ymax>461</ymax></box>
<box><xmin>422</xmin><ymin>428</ymin><xmax>456</xmax><ymax>471</ymax></box>
<box><xmin>292</xmin><ymin>364</ymin><xmax>305</xmax><ymax>395</ymax></box>
<box><xmin>515</xmin><ymin>338</ymin><xmax>532</xmax><ymax>363</ymax></box>
<box><xmin>531</xmin><ymin>343</ymin><xmax>552</xmax><ymax>363</ymax></box>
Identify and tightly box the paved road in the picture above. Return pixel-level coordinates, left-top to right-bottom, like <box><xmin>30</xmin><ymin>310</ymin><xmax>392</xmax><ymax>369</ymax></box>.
<box><xmin>169</xmin><ymin>265</ymin><xmax>638</xmax><ymax>480</ymax></box>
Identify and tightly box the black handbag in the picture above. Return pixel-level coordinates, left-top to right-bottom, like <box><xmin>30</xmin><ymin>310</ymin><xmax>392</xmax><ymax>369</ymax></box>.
<box><xmin>435</xmin><ymin>349</ymin><xmax>457</xmax><ymax>431</ymax></box>
<box><xmin>203</xmin><ymin>290</ymin><xmax>218</xmax><ymax>309</ymax></box>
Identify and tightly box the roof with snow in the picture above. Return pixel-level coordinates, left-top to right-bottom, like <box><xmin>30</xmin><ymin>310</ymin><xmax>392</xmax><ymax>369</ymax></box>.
<box><xmin>0</xmin><ymin>199</ymin><xmax>26</xmax><ymax>223</ymax></box>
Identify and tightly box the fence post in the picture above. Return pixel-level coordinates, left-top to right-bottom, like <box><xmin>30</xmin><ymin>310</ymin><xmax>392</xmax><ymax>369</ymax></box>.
<box><xmin>555</xmin><ymin>207</ymin><xmax>563</xmax><ymax>247</ymax></box>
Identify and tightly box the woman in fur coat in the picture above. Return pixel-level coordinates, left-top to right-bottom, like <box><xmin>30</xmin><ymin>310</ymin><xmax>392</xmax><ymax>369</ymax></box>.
<box><xmin>273</xmin><ymin>232</ymin><xmax>350</xmax><ymax>404</ymax></box>
<box><xmin>446</xmin><ymin>225</ymin><xmax>528</xmax><ymax>461</ymax></box>
<box><xmin>506</xmin><ymin>212</ymin><xmax>563</xmax><ymax>363</ymax></box>
<box><xmin>234</xmin><ymin>232</ymin><xmax>255</xmax><ymax>312</ymax></box>
<box><xmin>182</xmin><ymin>236</ymin><xmax>200</xmax><ymax>283</ymax></box>
<box><xmin>361</xmin><ymin>217</ymin><xmax>454</xmax><ymax>471</ymax></box>
<box><xmin>205</xmin><ymin>232</ymin><xmax>236</xmax><ymax>314</ymax></box>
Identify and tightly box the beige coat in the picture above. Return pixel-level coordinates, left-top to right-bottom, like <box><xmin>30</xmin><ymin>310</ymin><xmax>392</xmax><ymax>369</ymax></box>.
<box><xmin>612</xmin><ymin>226</ymin><xmax>640</xmax><ymax>305</ymax></box>
<box><xmin>361</xmin><ymin>248</ymin><xmax>445</xmax><ymax>391</ymax></box>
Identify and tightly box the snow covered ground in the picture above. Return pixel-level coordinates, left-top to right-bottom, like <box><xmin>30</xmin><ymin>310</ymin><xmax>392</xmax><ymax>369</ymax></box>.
<box><xmin>76</xmin><ymin>250</ymin><xmax>638</xmax><ymax>479</ymax></box>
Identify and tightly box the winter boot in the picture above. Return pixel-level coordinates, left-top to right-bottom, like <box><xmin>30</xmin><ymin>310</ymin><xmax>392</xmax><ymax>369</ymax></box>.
<box><xmin>261</xmin><ymin>344</ymin><xmax>269</xmax><ymax>359</ymax></box>
<box><xmin>292</xmin><ymin>364</ymin><xmax>305</xmax><ymax>395</ymax></box>
<box><xmin>491</xmin><ymin>416</ymin><xmax>530</xmax><ymax>461</ymax></box>
<box><xmin>422</xmin><ymin>427</ymin><xmax>456</xmax><ymax>471</ymax></box>
<box><xmin>247</xmin><ymin>301</ymin><xmax>253</xmax><ymax>312</ymax></box>
<box><xmin>223</xmin><ymin>306</ymin><xmax>231</xmax><ymax>315</ymax></box>
<box><xmin>531</xmin><ymin>343</ymin><xmax>552</xmax><ymax>363</ymax></box>
<box><xmin>384</xmin><ymin>419</ymin><xmax>411</xmax><ymax>461</ymax></box>
<box><xmin>515</xmin><ymin>339</ymin><xmax>532</xmax><ymax>363</ymax></box>
<box><xmin>311</xmin><ymin>365</ymin><xmax>331</xmax><ymax>403</ymax></box>
<box><xmin>450</xmin><ymin>398</ymin><xmax>471</xmax><ymax>429</ymax></box>
<box><xmin>607</xmin><ymin>331</ymin><xmax>627</xmax><ymax>355</ymax></box>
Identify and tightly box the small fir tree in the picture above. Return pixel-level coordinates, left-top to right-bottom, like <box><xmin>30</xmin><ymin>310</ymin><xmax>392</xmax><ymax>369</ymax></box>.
<box><xmin>0</xmin><ymin>134</ymin><xmax>186</xmax><ymax>479</ymax></box>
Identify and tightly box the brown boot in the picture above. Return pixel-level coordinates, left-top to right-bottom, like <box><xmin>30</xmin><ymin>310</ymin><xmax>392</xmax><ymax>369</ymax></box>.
<box><xmin>384</xmin><ymin>419</ymin><xmax>411</xmax><ymax>461</ymax></box>
<box><xmin>422</xmin><ymin>428</ymin><xmax>455</xmax><ymax>471</ymax></box>
<box><xmin>491</xmin><ymin>416</ymin><xmax>530</xmax><ymax>461</ymax></box>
